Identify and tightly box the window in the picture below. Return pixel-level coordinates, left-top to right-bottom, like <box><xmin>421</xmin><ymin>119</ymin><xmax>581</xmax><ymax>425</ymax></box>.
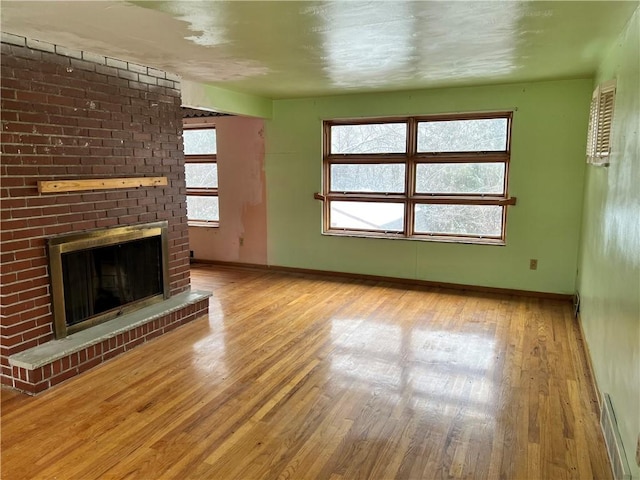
<box><xmin>319</xmin><ymin>112</ymin><xmax>516</xmax><ymax>244</ymax></box>
<box><xmin>586</xmin><ymin>79</ymin><xmax>616</xmax><ymax>166</ymax></box>
<box><xmin>183</xmin><ymin>124</ymin><xmax>219</xmax><ymax>225</ymax></box>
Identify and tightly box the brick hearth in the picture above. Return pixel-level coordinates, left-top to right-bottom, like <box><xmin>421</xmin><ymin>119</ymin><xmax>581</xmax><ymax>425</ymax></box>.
<box><xmin>9</xmin><ymin>291</ymin><xmax>210</xmax><ymax>394</ymax></box>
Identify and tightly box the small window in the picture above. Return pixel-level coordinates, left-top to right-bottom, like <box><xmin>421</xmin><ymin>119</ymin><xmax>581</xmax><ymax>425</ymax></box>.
<box><xmin>330</xmin><ymin>201</ymin><xmax>405</xmax><ymax>231</ymax></box>
<box><xmin>415</xmin><ymin>163</ymin><xmax>506</xmax><ymax>195</ymax></box>
<box><xmin>417</xmin><ymin>118</ymin><xmax>508</xmax><ymax>153</ymax></box>
<box><xmin>331</xmin><ymin>123</ymin><xmax>407</xmax><ymax>154</ymax></box>
<box><xmin>320</xmin><ymin>112</ymin><xmax>516</xmax><ymax>244</ymax></box>
<box><xmin>183</xmin><ymin>125</ymin><xmax>219</xmax><ymax>225</ymax></box>
<box><xmin>330</xmin><ymin>164</ymin><xmax>406</xmax><ymax>193</ymax></box>
<box><xmin>586</xmin><ymin>80</ymin><xmax>616</xmax><ymax>166</ymax></box>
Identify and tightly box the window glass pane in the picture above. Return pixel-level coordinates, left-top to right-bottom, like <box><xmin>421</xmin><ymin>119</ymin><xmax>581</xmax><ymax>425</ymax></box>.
<box><xmin>414</xmin><ymin>204</ymin><xmax>502</xmax><ymax>236</ymax></box>
<box><xmin>184</xmin><ymin>129</ymin><xmax>217</xmax><ymax>155</ymax></box>
<box><xmin>331</xmin><ymin>123</ymin><xmax>406</xmax><ymax>154</ymax></box>
<box><xmin>330</xmin><ymin>164</ymin><xmax>405</xmax><ymax>193</ymax></box>
<box><xmin>187</xmin><ymin>195</ymin><xmax>219</xmax><ymax>222</ymax></box>
<box><xmin>417</xmin><ymin>118</ymin><xmax>508</xmax><ymax>152</ymax></box>
<box><xmin>415</xmin><ymin>163</ymin><xmax>505</xmax><ymax>194</ymax></box>
<box><xmin>330</xmin><ymin>201</ymin><xmax>404</xmax><ymax>231</ymax></box>
<box><xmin>186</xmin><ymin>163</ymin><xmax>218</xmax><ymax>188</ymax></box>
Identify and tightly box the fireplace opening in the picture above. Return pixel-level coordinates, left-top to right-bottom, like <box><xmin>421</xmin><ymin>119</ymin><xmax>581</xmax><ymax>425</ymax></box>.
<box><xmin>62</xmin><ymin>236</ymin><xmax>163</xmax><ymax>326</ymax></box>
<box><xmin>48</xmin><ymin>222</ymin><xmax>170</xmax><ymax>338</ymax></box>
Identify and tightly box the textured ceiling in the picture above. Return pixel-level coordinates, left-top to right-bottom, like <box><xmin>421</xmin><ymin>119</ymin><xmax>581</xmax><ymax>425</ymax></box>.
<box><xmin>1</xmin><ymin>1</ymin><xmax>637</xmax><ymax>99</ymax></box>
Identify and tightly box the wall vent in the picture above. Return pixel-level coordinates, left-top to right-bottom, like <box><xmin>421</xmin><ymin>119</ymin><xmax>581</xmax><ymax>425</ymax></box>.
<box><xmin>601</xmin><ymin>393</ymin><xmax>631</xmax><ymax>480</ymax></box>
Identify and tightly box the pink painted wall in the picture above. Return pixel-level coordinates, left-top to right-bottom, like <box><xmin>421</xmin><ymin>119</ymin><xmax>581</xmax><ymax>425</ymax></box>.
<box><xmin>188</xmin><ymin>116</ymin><xmax>267</xmax><ymax>264</ymax></box>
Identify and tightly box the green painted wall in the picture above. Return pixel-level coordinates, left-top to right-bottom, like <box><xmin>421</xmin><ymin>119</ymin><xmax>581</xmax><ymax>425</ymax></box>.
<box><xmin>182</xmin><ymin>80</ymin><xmax>272</xmax><ymax>119</ymax></box>
<box><xmin>578</xmin><ymin>8</ymin><xmax>640</xmax><ymax>478</ymax></box>
<box><xmin>265</xmin><ymin>79</ymin><xmax>592</xmax><ymax>294</ymax></box>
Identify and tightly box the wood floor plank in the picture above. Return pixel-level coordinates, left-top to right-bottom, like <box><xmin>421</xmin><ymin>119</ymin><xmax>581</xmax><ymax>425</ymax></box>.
<box><xmin>1</xmin><ymin>264</ymin><xmax>612</xmax><ymax>480</ymax></box>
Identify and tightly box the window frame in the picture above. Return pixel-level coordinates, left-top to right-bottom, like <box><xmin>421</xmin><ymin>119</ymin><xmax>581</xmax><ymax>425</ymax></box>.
<box><xmin>319</xmin><ymin>111</ymin><xmax>516</xmax><ymax>244</ymax></box>
<box><xmin>183</xmin><ymin>118</ymin><xmax>219</xmax><ymax>227</ymax></box>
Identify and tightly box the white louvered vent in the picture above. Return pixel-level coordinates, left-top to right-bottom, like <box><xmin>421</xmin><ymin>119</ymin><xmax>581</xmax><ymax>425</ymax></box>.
<box><xmin>586</xmin><ymin>80</ymin><xmax>617</xmax><ymax>166</ymax></box>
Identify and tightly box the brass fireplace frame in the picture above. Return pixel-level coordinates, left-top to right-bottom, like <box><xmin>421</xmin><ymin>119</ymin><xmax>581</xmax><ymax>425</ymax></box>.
<box><xmin>48</xmin><ymin>221</ymin><xmax>170</xmax><ymax>339</ymax></box>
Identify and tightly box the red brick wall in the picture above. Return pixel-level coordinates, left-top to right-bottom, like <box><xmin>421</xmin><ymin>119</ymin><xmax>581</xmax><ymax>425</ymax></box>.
<box><xmin>0</xmin><ymin>35</ymin><xmax>190</xmax><ymax>387</ymax></box>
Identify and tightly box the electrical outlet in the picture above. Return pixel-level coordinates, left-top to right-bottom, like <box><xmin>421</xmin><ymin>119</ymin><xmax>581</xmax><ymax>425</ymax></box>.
<box><xmin>189</xmin><ymin>250</ymin><xmax>194</xmax><ymax>258</ymax></box>
<box><xmin>636</xmin><ymin>434</ymin><xmax>640</xmax><ymax>467</ymax></box>
<box><xmin>529</xmin><ymin>259</ymin><xmax>538</xmax><ymax>270</ymax></box>
<box><xmin>239</xmin><ymin>237</ymin><xmax>244</xmax><ymax>247</ymax></box>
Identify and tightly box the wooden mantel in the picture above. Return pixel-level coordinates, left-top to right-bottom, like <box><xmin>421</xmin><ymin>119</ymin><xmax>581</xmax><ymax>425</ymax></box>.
<box><xmin>38</xmin><ymin>177</ymin><xmax>168</xmax><ymax>194</ymax></box>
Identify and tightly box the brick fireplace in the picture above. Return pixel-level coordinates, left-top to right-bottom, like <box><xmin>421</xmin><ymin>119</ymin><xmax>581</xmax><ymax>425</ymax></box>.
<box><xmin>1</xmin><ymin>34</ymin><xmax>209</xmax><ymax>394</ymax></box>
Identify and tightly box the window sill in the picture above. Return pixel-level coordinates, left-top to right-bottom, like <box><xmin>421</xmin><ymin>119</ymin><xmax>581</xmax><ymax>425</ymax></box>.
<box><xmin>188</xmin><ymin>221</ymin><xmax>219</xmax><ymax>228</ymax></box>
<box><xmin>322</xmin><ymin>230</ymin><xmax>505</xmax><ymax>246</ymax></box>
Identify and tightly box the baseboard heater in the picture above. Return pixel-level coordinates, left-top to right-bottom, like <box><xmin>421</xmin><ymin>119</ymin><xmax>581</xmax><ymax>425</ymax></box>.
<box><xmin>601</xmin><ymin>393</ymin><xmax>631</xmax><ymax>480</ymax></box>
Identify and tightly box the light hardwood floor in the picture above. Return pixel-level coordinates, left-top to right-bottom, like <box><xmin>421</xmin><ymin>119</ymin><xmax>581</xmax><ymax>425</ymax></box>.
<box><xmin>1</xmin><ymin>265</ymin><xmax>610</xmax><ymax>479</ymax></box>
